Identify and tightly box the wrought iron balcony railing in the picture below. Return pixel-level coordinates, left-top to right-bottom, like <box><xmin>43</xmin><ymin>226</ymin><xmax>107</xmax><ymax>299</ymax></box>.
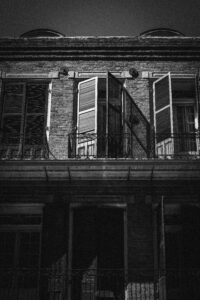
<box><xmin>68</xmin><ymin>132</ymin><xmax>151</xmax><ymax>159</ymax></box>
<box><xmin>68</xmin><ymin>132</ymin><xmax>200</xmax><ymax>160</ymax></box>
<box><xmin>0</xmin><ymin>268</ymin><xmax>155</xmax><ymax>300</ymax></box>
<box><xmin>1</xmin><ymin>132</ymin><xmax>200</xmax><ymax>160</ymax></box>
<box><xmin>1</xmin><ymin>267</ymin><xmax>200</xmax><ymax>300</ymax></box>
<box><xmin>155</xmin><ymin>132</ymin><xmax>200</xmax><ymax>159</ymax></box>
<box><xmin>0</xmin><ymin>132</ymin><xmax>50</xmax><ymax>160</ymax></box>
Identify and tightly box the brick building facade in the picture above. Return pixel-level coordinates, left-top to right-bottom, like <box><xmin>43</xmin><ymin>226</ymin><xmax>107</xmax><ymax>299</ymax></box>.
<box><xmin>0</xmin><ymin>28</ymin><xmax>200</xmax><ymax>300</ymax></box>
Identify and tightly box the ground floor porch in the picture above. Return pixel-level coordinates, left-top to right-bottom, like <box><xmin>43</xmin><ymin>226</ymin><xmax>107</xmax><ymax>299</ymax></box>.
<box><xmin>0</xmin><ymin>194</ymin><xmax>200</xmax><ymax>300</ymax></box>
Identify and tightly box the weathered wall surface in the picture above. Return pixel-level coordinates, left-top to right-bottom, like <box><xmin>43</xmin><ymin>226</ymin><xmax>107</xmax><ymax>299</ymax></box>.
<box><xmin>1</xmin><ymin>58</ymin><xmax>200</xmax><ymax>159</ymax></box>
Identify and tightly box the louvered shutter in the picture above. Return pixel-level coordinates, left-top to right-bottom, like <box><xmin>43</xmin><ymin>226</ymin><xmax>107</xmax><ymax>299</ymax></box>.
<box><xmin>195</xmin><ymin>74</ymin><xmax>200</xmax><ymax>153</ymax></box>
<box><xmin>77</xmin><ymin>77</ymin><xmax>98</xmax><ymax>157</ymax></box>
<box><xmin>0</xmin><ymin>82</ymin><xmax>25</xmax><ymax>158</ymax></box>
<box><xmin>153</xmin><ymin>73</ymin><xmax>174</xmax><ymax>157</ymax></box>
<box><xmin>24</xmin><ymin>83</ymin><xmax>48</xmax><ymax>158</ymax></box>
<box><xmin>107</xmin><ymin>72</ymin><xmax>123</xmax><ymax>157</ymax></box>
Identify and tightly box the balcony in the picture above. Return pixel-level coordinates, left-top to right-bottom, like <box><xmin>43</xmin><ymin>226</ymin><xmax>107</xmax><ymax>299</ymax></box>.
<box><xmin>0</xmin><ymin>132</ymin><xmax>200</xmax><ymax>161</ymax></box>
<box><xmin>0</xmin><ymin>268</ymin><xmax>155</xmax><ymax>300</ymax></box>
<box><xmin>155</xmin><ymin>132</ymin><xmax>200</xmax><ymax>159</ymax></box>
<box><xmin>68</xmin><ymin>132</ymin><xmax>151</xmax><ymax>159</ymax></box>
<box><xmin>0</xmin><ymin>268</ymin><xmax>200</xmax><ymax>300</ymax></box>
<box><xmin>68</xmin><ymin>132</ymin><xmax>200</xmax><ymax>160</ymax></box>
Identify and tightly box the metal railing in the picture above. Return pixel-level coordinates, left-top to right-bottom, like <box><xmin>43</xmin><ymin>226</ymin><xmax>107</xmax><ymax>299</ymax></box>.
<box><xmin>1</xmin><ymin>132</ymin><xmax>200</xmax><ymax>160</ymax></box>
<box><xmin>68</xmin><ymin>132</ymin><xmax>151</xmax><ymax>159</ymax></box>
<box><xmin>69</xmin><ymin>132</ymin><xmax>200</xmax><ymax>160</ymax></box>
<box><xmin>0</xmin><ymin>268</ymin><xmax>155</xmax><ymax>300</ymax></box>
<box><xmin>0</xmin><ymin>267</ymin><xmax>65</xmax><ymax>300</ymax></box>
<box><xmin>155</xmin><ymin>132</ymin><xmax>200</xmax><ymax>159</ymax></box>
<box><xmin>1</xmin><ymin>267</ymin><xmax>200</xmax><ymax>300</ymax></box>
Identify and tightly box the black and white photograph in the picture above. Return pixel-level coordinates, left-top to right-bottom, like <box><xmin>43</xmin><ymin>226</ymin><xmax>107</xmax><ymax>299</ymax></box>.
<box><xmin>0</xmin><ymin>1</ymin><xmax>200</xmax><ymax>299</ymax></box>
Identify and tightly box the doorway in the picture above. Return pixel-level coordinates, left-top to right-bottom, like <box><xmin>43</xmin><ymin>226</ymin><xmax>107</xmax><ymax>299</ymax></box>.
<box><xmin>156</xmin><ymin>202</ymin><xmax>200</xmax><ymax>300</ymax></box>
<box><xmin>69</xmin><ymin>205</ymin><xmax>125</xmax><ymax>300</ymax></box>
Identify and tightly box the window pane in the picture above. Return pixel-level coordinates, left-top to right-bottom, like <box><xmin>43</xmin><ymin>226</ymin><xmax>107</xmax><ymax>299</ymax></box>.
<box><xmin>172</xmin><ymin>79</ymin><xmax>196</xmax><ymax>98</ymax></box>
<box><xmin>3</xmin><ymin>94</ymin><xmax>23</xmax><ymax>113</ymax></box>
<box><xmin>26</xmin><ymin>84</ymin><xmax>47</xmax><ymax>113</ymax></box>
<box><xmin>25</xmin><ymin>115</ymin><xmax>45</xmax><ymax>145</ymax></box>
<box><xmin>2</xmin><ymin>115</ymin><xmax>21</xmax><ymax>144</ymax></box>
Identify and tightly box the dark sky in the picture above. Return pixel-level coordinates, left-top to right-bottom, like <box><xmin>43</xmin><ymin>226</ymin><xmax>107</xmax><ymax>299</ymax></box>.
<box><xmin>0</xmin><ymin>0</ymin><xmax>200</xmax><ymax>37</ymax></box>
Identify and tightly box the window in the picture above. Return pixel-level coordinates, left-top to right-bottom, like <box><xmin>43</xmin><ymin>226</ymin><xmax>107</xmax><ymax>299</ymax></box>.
<box><xmin>0</xmin><ymin>81</ymin><xmax>49</xmax><ymax>159</ymax></box>
<box><xmin>70</xmin><ymin>206</ymin><xmax>125</xmax><ymax>300</ymax></box>
<box><xmin>0</xmin><ymin>210</ymin><xmax>42</xmax><ymax>299</ymax></box>
<box><xmin>69</xmin><ymin>72</ymin><xmax>150</xmax><ymax>158</ymax></box>
<box><xmin>155</xmin><ymin>201</ymin><xmax>200</xmax><ymax>300</ymax></box>
<box><xmin>76</xmin><ymin>75</ymin><xmax>123</xmax><ymax>157</ymax></box>
<box><xmin>153</xmin><ymin>73</ymin><xmax>199</xmax><ymax>157</ymax></box>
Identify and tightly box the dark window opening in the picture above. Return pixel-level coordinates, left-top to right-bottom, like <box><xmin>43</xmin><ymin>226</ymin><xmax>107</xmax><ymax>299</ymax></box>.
<box><xmin>71</xmin><ymin>206</ymin><xmax>124</xmax><ymax>300</ymax></box>
<box><xmin>0</xmin><ymin>214</ymin><xmax>41</xmax><ymax>298</ymax></box>
<box><xmin>156</xmin><ymin>202</ymin><xmax>200</xmax><ymax>300</ymax></box>
<box><xmin>0</xmin><ymin>81</ymin><xmax>49</xmax><ymax>159</ymax></box>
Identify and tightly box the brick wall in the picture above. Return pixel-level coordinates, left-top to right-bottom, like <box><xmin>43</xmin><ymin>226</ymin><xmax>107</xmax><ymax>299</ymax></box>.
<box><xmin>1</xmin><ymin>59</ymin><xmax>200</xmax><ymax>159</ymax></box>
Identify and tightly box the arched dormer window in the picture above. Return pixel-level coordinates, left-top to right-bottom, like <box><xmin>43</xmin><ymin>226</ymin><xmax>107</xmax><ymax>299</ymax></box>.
<box><xmin>20</xmin><ymin>28</ymin><xmax>65</xmax><ymax>38</ymax></box>
<box><xmin>140</xmin><ymin>28</ymin><xmax>185</xmax><ymax>37</ymax></box>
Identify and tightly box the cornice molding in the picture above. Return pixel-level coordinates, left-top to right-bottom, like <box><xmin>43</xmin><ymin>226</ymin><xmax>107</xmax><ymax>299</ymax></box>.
<box><xmin>0</xmin><ymin>159</ymin><xmax>200</xmax><ymax>182</ymax></box>
<box><xmin>1</xmin><ymin>37</ymin><xmax>200</xmax><ymax>60</ymax></box>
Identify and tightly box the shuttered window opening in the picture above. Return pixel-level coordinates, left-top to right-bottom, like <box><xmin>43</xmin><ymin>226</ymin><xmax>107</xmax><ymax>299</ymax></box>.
<box><xmin>0</xmin><ymin>81</ymin><xmax>48</xmax><ymax>159</ymax></box>
<box><xmin>153</xmin><ymin>73</ymin><xmax>198</xmax><ymax>157</ymax></box>
<box><xmin>75</xmin><ymin>73</ymin><xmax>151</xmax><ymax>159</ymax></box>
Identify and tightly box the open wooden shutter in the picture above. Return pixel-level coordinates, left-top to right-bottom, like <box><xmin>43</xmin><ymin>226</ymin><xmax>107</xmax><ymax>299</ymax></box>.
<box><xmin>77</xmin><ymin>77</ymin><xmax>98</xmax><ymax>157</ymax></box>
<box><xmin>153</xmin><ymin>73</ymin><xmax>174</xmax><ymax>157</ymax></box>
<box><xmin>107</xmin><ymin>72</ymin><xmax>123</xmax><ymax>157</ymax></box>
<box><xmin>123</xmin><ymin>89</ymin><xmax>151</xmax><ymax>158</ymax></box>
<box><xmin>195</xmin><ymin>73</ymin><xmax>200</xmax><ymax>154</ymax></box>
<box><xmin>157</xmin><ymin>197</ymin><xmax>166</xmax><ymax>300</ymax></box>
<box><xmin>24</xmin><ymin>82</ymin><xmax>48</xmax><ymax>158</ymax></box>
<box><xmin>0</xmin><ymin>82</ymin><xmax>25</xmax><ymax>158</ymax></box>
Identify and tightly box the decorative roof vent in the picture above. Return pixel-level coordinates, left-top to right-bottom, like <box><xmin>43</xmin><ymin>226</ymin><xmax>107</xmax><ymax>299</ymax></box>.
<box><xmin>140</xmin><ymin>28</ymin><xmax>185</xmax><ymax>37</ymax></box>
<box><xmin>20</xmin><ymin>28</ymin><xmax>65</xmax><ymax>38</ymax></box>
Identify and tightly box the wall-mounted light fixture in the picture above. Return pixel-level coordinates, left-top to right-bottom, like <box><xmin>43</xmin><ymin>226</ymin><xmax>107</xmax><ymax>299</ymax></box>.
<box><xmin>59</xmin><ymin>66</ymin><xmax>69</xmax><ymax>76</ymax></box>
<box><xmin>129</xmin><ymin>68</ymin><xmax>139</xmax><ymax>79</ymax></box>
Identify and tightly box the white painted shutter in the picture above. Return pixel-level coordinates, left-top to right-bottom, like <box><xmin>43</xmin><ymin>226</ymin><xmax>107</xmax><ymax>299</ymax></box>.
<box><xmin>77</xmin><ymin>77</ymin><xmax>98</xmax><ymax>157</ymax></box>
<box><xmin>195</xmin><ymin>74</ymin><xmax>200</xmax><ymax>154</ymax></box>
<box><xmin>153</xmin><ymin>73</ymin><xmax>174</xmax><ymax>157</ymax></box>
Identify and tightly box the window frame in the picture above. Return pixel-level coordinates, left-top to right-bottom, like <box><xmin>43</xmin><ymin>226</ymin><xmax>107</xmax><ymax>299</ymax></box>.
<box><xmin>0</xmin><ymin>204</ymin><xmax>43</xmax><ymax>294</ymax></box>
<box><xmin>0</xmin><ymin>79</ymin><xmax>52</xmax><ymax>158</ymax></box>
<box><xmin>152</xmin><ymin>73</ymin><xmax>199</xmax><ymax>156</ymax></box>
